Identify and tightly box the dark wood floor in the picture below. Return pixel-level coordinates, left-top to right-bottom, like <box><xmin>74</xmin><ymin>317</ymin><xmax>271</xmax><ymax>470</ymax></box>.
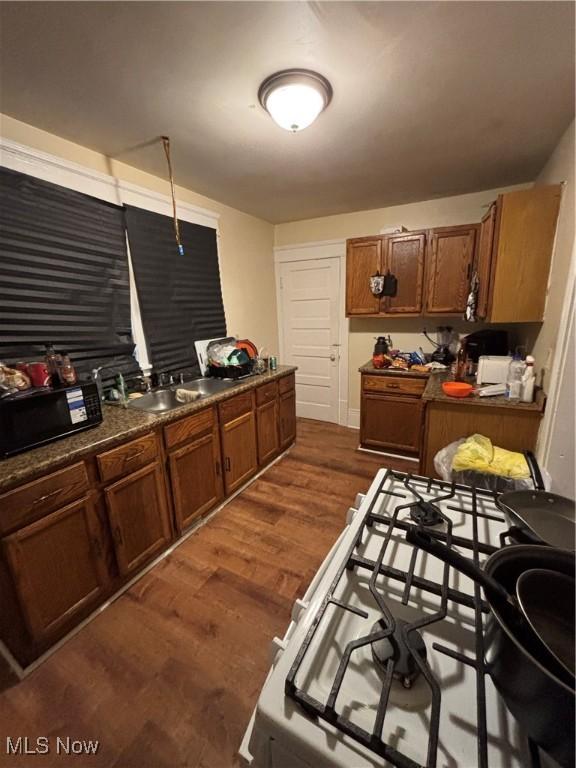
<box><xmin>0</xmin><ymin>419</ymin><xmax>414</xmax><ymax>768</ymax></box>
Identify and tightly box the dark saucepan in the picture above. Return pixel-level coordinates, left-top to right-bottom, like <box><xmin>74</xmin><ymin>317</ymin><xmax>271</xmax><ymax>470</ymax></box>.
<box><xmin>405</xmin><ymin>528</ymin><xmax>575</xmax><ymax>767</ymax></box>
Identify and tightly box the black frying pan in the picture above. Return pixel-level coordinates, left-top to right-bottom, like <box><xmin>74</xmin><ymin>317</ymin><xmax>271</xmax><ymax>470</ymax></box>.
<box><xmin>497</xmin><ymin>452</ymin><xmax>576</xmax><ymax>550</ymax></box>
<box><xmin>405</xmin><ymin>527</ymin><xmax>575</xmax><ymax>766</ymax></box>
<box><xmin>497</xmin><ymin>489</ymin><xmax>576</xmax><ymax>550</ymax></box>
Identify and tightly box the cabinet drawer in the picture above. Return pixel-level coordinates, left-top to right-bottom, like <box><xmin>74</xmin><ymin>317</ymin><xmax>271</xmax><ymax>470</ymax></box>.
<box><xmin>97</xmin><ymin>433</ymin><xmax>158</xmax><ymax>483</ymax></box>
<box><xmin>256</xmin><ymin>380</ymin><xmax>278</xmax><ymax>406</ymax></box>
<box><xmin>218</xmin><ymin>391</ymin><xmax>254</xmax><ymax>425</ymax></box>
<box><xmin>279</xmin><ymin>374</ymin><xmax>295</xmax><ymax>395</ymax></box>
<box><xmin>362</xmin><ymin>375</ymin><xmax>426</xmax><ymax>397</ymax></box>
<box><xmin>164</xmin><ymin>407</ymin><xmax>214</xmax><ymax>450</ymax></box>
<box><xmin>0</xmin><ymin>462</ymin><xmax>90</xmax><ymax>536</ymax></box>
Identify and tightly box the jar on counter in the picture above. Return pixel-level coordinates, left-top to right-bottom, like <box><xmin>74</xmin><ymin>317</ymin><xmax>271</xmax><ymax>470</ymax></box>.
<box><xmin>57</xmin><ymin>353</ymin><xmax>77</xmax><ymax>385</ymax></box>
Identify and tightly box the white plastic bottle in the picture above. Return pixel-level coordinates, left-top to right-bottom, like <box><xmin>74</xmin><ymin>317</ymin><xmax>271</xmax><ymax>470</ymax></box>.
<box><xmin>521</xmin><ymin>355</ymin><xmax>535</xmax><ymax>403</ymax></box>
<box><xmin>506</xmin><ymin>354</ymin><xmax>525</xmax><ymax>402</ymax></box>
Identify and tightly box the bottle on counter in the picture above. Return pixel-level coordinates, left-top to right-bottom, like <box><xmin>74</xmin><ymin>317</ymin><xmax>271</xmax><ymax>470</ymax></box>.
<box><xmin>521</xmin><ymin>355</ymin><xmax>535</xmax><ymax>403</ymax></box>
<box><xmin>44</xmin><ymin>342</ymin><xmax>61</xmax><ymax>387</ymax></box>
<box><xmin>455</xmin><ymin>346</ymin><xmax>467</xmax><ymax>382</ymax></box>
<box><xmin>506</xmin><ymin>354</ymin><xmax>525</xmax><ymax>402</ymax></box>
<box><xmin>57</xmin><ymin>352</ymin><xmax>77</xmax><ymax>385</ymax></box>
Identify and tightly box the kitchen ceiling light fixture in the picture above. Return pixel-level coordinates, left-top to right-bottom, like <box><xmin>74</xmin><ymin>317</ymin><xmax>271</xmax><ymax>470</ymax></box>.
<box><xmin>258</xmin><ymin>69</ymin><xmax>332</xmax><ymax>132</ymax></box>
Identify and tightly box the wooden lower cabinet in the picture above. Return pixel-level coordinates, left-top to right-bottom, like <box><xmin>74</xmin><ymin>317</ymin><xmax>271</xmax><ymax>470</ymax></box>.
<box><xmin>221</xmin><ymin>410</ymin><xmax>258</xmax><ymax>495</ymax></box>
<box><xmin>256</xmin><ymin>399</ymin><xmax>279</xmax><ymax>466</ymax></box>
<box><xmin>169</xmin><ymin>430</ymin><xmax>224</xmax><ymax>531</ymax></box>
<box><xmin>104</xmin><ymin>462</ymin><xmax>172</xmax><ymax>577</ymax></box>
<box><xmin>0</xmin><ymin>373</ymin><xmax>297</xmax><ymax>665</ymax></box>
<box><xmin>361</xmin><ymin>394</ymin><xmax>424</xmax><ymax>455</ymax></box>
<box><xmin>279</xmin><ymin>390</ymin><xmax>297</xmax><ymax>449</ymax></box>
<box><xmin>2</xmin><ymin>496</ymin><xmax>108</xmax><ymax>642</ymax></box>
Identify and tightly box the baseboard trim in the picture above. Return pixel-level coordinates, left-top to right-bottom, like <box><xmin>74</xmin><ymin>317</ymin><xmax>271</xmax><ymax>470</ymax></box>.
<box><xmin>0</xmin><ymin>446</ymin><xmax>292</xmax><ymax>679</ymax></box>
<box><xmin>357</xmin><ymin>446</ymin><xmax>420</xmax><ymax>463</ymax></box>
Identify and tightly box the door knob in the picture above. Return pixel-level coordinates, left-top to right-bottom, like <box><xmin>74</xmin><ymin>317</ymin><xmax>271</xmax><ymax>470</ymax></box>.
<box><xmin>330</xmin><ymin>353</ymin><xmax>336</xmax><ymax>362</ymax></box>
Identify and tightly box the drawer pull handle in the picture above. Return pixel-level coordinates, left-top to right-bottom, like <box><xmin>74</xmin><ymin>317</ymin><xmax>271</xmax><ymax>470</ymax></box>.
<box><xmin>33</xmin><ymin>488</ymin><xmax>63</xmax><ymax>505</ymax></box>
<box><xmin>124</xmin><ymin>448</ymin><xmax>145</xmax><ymax>462</ymax></box>
<box><xmin>225</xmin><ymin>457</ymin><xmax>231</xmax><ymax>472</ymax></box>
<box><xmin>386</xmin><ymin>383</ymin><xmax>400</xmax><ymax>389</ymax></box>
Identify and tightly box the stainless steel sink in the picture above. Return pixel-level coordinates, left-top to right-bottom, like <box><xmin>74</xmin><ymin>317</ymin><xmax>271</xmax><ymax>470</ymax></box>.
<box><xmin>179</xmin><ymin>377</ymin><xmax>238</xmax><ymax>396</ymax></box>
<box><xmin>128</xmin><ymin>388</ymin><xmax>181</xmax><ymax>413</ymax></box>
<box><xmin>128</xmin><ymin>377</ymin><xmax>238</xmax><ymax>414</ymax></box>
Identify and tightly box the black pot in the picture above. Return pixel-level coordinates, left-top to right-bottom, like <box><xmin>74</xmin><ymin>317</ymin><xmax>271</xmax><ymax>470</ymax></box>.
<box><xmin>406</xmin><ymin>529</ymin><xmax>575</xmax><ymax>767</ymax></box>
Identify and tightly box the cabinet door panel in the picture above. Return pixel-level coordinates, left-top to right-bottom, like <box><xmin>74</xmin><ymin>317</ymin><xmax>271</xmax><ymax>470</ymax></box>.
<box><xmin>426</xmin><ymin>226</ymin><xmax>477</xmax><ymax>314</ymax></box>
<box><xmin>476</xmin><ymin>204</ymin><xmax>497</xmax><ymax>320</ymax></box>
<box><xmin>105</xmin><ymin>463</ymin><xmax>171</xmax><ymax>577</ymax></box>
<box><xmin>169</xmin><ymin>431</ymin><xmax>223</xmax><ymax>531</ymax></box>
<box><xmin>383</xmin><ymin>233</ymin><xmax>425</xmax><ymax>314</ymax></box>
<box><xmin>221</xmin><ymin>411</ymin><xmax>258</xmax><ymax>495</ymax></box>
<box><xmin>279</xmin><ymin>391</ymin><xmax>297</xmax><ymax>450</ymax></box>
<box><xmin>346</xmin><ymin>238</ymin><xmax>382</xmax><ymax>315</ymax></box>
<box><xmin>257</xmin><ymin>399</ymin><xmax>279</xmax><ymax>466</ymax></box>
<box><xmin>360</xmin><ymin>395</ymin><xmax>423</xmax><ymax>454</ymax></box>
<box><xmin>2</xmin><ymin>496</ymin><xmax>108</xmax><ymax>641</ymax></box>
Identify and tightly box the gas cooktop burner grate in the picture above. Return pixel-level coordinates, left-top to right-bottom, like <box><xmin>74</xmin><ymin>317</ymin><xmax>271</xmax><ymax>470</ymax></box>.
<box><xmin>285</xmin><ymin>469</ymin><xmax>541</xmax><ymax>768</ymax></box>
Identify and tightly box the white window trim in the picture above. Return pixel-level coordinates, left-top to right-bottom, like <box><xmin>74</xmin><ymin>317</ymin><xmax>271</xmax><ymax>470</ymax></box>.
<box><xmin>0</xmin><ymin>137</ymin><xmax>221</xmax><ymax>373</ymax></box>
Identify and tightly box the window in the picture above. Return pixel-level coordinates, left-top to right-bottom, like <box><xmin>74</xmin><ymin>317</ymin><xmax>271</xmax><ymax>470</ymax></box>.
<box><xmin>125</xmin><ymin>205</ymin><xmax>226</xmax><ymax>375</ymax></box>
<box><xmin>0</xmin><ymin>167</ymin><xmax>141</xmax><ymax>387</ymax></box>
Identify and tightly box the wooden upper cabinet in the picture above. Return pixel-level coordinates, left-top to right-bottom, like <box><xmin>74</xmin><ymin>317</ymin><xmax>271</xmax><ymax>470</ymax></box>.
<box><xmin>487</xmin><ymin>185</ymin><xmax>562</xmax><ymax>323</ymax></box>
<box><xmin>346</xmin><ymin>238</ymin><xmax>382</xmax><ymax>315</ymax></box>
<box><xmin>383</xmin><ymin>232</ymin><xmax>425</xmax><ymax>314</ymax></box>
<box><xmin>425</xmin><ymin>225</ymin><xmax>478</xmax><ymax>314</ymax></box>
<box><xmin>2</xmin><ymin>496</ymin><xmax>108</xmax><ymax>642</ymax></box>
<box><xmin>475</xmin><ymin>203</ymin><xmax>497</xmax><ymax>320</ymax></box>
<box><xmin>169</xmin><ymin>427</ymin><xmax>224</xmax><ymax>532</ymax></box>
<box><xmin>104</xmin><ymin>463</ymin><xmax>172</xmax><ymax>577</ymax></box>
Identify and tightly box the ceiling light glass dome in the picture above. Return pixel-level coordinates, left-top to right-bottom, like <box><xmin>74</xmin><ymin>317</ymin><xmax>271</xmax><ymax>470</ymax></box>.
<box><xmin>258</xmin><ymin>69</ymin><xmax>333</xmax><ymax>133</ymax></box>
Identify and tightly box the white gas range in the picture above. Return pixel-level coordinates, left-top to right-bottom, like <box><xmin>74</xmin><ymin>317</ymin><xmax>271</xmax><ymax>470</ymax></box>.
<box><xmin>240</xmin><ymin>467</ymin><xmax>553</xmax><ymax>768</ymax></box>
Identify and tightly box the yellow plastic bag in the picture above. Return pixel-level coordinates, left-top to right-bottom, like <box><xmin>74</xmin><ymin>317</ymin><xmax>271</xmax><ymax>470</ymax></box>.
<box><xmin>452</xmin><ymin>434</ymin><xmax>530</xmax><ymax>479</ymax></box>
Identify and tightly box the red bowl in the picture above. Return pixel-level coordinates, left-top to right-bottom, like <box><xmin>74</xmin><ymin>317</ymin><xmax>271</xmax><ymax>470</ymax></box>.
<box><xmin>442</xmin><ymin>381</ymin><xmax>473</xmax><ymax>398</ymax></box>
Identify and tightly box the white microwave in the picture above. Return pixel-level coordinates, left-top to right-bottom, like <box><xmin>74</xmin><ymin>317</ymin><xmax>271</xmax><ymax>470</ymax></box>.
<box><xmin>477</xmin><ymin>355</ymin><xmax>512</xmax><ymax>385</ymax></box>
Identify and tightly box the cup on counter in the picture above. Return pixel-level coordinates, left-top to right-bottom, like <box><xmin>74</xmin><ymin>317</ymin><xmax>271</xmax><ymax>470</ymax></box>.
<box><xmin>28</xmin><ymin>362</ymin><xmax>51</xmax><ymax>388</ymax></box>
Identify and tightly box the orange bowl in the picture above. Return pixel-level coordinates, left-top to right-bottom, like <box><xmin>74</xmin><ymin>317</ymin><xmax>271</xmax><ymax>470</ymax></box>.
<box><xmin>442</xmin><ymin>381</ymin><xmax>473</xmax><ymax>398</ymax></box>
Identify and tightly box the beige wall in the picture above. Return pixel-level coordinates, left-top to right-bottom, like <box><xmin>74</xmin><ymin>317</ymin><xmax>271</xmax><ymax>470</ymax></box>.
<box><xmin>274</xmin><ymin>184</ymin><xmax>532</xmax><ymax>412</ymax></box>
<box><xmin>529</xmin><ymin>120</ymin><xmax>575</xmax><ymax>391</ymax></box>
<box><xmin>0</xmin><ymin>113</ymin><xmax>278</xmax><ymax>357</ymax></box>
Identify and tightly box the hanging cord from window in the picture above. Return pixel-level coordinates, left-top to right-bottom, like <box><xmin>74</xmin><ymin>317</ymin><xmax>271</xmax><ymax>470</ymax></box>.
<box><xmin>161</xmin><ymin>136</ymin><xmax>184</xmax><ymax>256</ymax></box>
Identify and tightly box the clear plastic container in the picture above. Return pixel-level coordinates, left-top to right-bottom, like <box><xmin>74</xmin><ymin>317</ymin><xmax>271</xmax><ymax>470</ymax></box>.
<box><xmin>505</xmin><ymin>354</ymin><xmax>525</xmax><ymax>402</ymax></box>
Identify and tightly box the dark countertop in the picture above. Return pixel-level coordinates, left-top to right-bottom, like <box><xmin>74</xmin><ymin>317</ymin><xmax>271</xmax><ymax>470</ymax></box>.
<box><xmin>359</xmin><ymin>361</ymin><xmax>430</xmax><ymax>379</ymax></box>
<box><xmin>0</xmin><ymin>366</ymin><xmax>296</xmax><ymax>493</ymax></box>
<box><xmin>422</xmin><ymin>371</ymin><xmax>545</xmax><ymax>411</ymax></box>
<box><xmin>359</xmin><ymin>361</ymin><xmax>545</xmax><ymax>412</ymax></box>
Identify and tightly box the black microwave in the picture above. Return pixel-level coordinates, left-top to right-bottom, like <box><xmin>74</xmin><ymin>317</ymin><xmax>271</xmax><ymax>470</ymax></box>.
<box><xmin>0</xmin><ymin>382</ymin><xmax>103</xmax><ymax>459</ymax></box>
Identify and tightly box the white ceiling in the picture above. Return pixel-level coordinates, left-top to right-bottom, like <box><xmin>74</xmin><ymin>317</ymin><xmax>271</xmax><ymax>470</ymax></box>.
<box><xmin>0</xmin><ymin>2</ymin><xmax>574</xmax><ymax>223</ymax></box>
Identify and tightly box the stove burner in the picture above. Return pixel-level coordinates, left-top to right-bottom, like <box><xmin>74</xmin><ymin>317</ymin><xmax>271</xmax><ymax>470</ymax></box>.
<box><xmin>371</xmin><ymin>619</ymin><xmax>427</xmax><ymax>689</ymax></box>
<box><xmin>408</xmin><ymin>500</ymin><xmax>444</xmax><ymax>526</ymax></box>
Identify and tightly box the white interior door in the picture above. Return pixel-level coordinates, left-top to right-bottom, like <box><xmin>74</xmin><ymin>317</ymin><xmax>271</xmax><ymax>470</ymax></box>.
<box><xmin>279</xmin><ymin>257</ymin><xmax>340</xmax><ymax>423</ymax></box>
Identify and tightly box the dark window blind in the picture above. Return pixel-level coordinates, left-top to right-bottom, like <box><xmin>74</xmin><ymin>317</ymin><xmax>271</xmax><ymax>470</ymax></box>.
<box><xmin>125</xmin><ymin>205</ymin><xmax>226</xmax><ymax>375</ymax></box>
<box><xmin>0</xmin><ymin>167</ymin><xmax>141</xmax><ymax>387</ymax></box>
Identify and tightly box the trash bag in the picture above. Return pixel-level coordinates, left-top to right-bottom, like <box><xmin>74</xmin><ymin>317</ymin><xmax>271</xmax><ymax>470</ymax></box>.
<box><xmin>433</xmin><ymin>434</ymin><xmax>548</xmax><ymax>492</ymax></box>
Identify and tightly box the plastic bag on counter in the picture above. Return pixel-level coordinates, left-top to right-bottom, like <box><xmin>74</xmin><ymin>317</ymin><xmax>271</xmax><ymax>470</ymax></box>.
<box><xmin>433</xmin><ymin>434</ymin><xmax>549</xmax><ymax>492</ymax></box>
